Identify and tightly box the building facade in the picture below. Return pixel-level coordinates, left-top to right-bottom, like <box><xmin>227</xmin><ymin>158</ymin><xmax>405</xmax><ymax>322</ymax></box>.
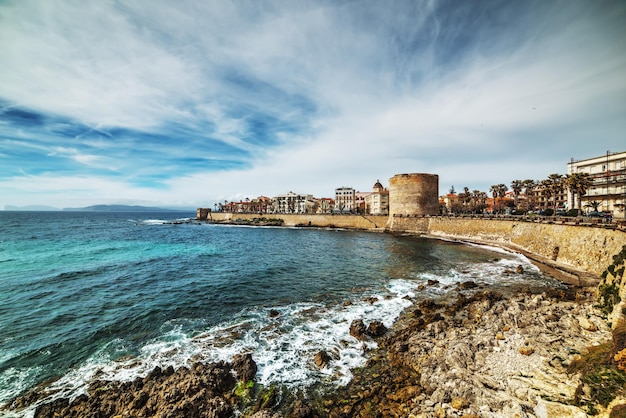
<box><xmin>365</xmin><ymin>180</ymin><xmax>389</xmax><ymax>215</ymax></box>
<box><xmin>334</xmin><ymin>187</ymin><xmax>356</xmax><ymax>213</ymax></box>
<box><xmin>567</xmin><ymin>151</ymin><xmax>626</xmax><ymax>218</ymax></box>
<box><xmin>270</xmin><ymin>192</ymin><xmax>316</xmax><ymax>214</ymax></box>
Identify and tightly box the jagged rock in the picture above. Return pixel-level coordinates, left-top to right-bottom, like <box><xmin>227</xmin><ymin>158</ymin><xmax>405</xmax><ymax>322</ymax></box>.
<box><xmin>367</xmin><ymin>320</ymin><xmax>388</xmax><ymax>337</ymax></box>
<box><xmin>534</xmin><ymin>398</ymin><xmax>587</xmax><ymax>418</ymax></box>
<box><xmin>250</xmin><ymin>410</ymin><xmax>282</xmax><ymax>418</ymax></box>
<box><xmin>290</xmin><ymin>400</ymin><xmax>314</xmax><ymax>418</ymax></box>
<box><xmin>314</xmin><ymin>351</ymin><xmax>331</xmax><ymax>368</ymax></box>
<box><xmin>30</xmin><ymin>361</ymin><xmax>237</xmax><ymax>418</ymax></box>
<box><xmin>269</xmin><ymin>309</ymin><xmax>280</xmax><ymax>318</ymax></box>
<box><xmin>350</xmin><ymin>319</ymin><xmax>368</xmax><ymax>340</ymax></box>
<box><xmin>232</xmin><ymin>353</ymin><xmax>257</xmax><ymax>382</ymax></box>
<box><xmin>459</xmin><ymin>281</ymin><xmax>478</xmax><ymax>289</ymax></box>
<box><xmin>578</xmin><ymin>316</ymin><xmax>598</xmax><ymax>331</ymax></box>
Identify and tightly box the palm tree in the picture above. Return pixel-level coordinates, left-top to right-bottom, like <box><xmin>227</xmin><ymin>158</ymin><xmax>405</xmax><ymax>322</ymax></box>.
<box><xmin>540</xmin><ymin>179</ymin><xmax>553</xmax><ymax>211</ymax></box>
<box><xmin>565</xmin><ymin>172</ymin><xmax>593</xmax><ymax>212</ymax></box>
<box><xmin>472</xmin><ymin>190</ymin><xmax>488</xmax><ymax>213</ymax></box>
<box><xmin>510</xmin><ymin>180</ymin><xmax>524</xmax><ymax>210</ymax></box>
<box><xmin>489</xmin><ymin>184</ymin><xmax>508</xmax><ymax>213</ymax></box>
<box><xmin>547</xmin><ymin>173</ymin><xmax>564</xmax><ymax>212</ymax></box>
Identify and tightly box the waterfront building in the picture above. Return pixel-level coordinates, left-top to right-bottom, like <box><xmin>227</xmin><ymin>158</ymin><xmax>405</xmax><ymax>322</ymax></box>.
<box><xmin>355</xmin><ymin>192</ymin><xmax>370</xmax><ymax>214</ymax></box>
<box><xmin>364</xmin><ymin>180</ymin><xmax>389</xmax><ymax>215</ymax></box>
<box><xmin>271</xmin><ymin>192</ymin><xmax>315</xmax><ymax>214</ymax></box>
<box><xmin>316</xmin><ymin>197</ymin><xmax>335</xmax><ymax>214</ymax></box>
<box><xmin>334</xmin><ymin>187</ymin><xmax>356</xmax><ymax>213</ymax></box>
<box><xmin>567</xmin><ymin>151</ymin><xmax>626</xmax><ymax>217</ymax></box>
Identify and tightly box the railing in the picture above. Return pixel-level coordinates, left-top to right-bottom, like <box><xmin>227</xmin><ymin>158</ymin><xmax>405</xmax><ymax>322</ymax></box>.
<box><xmin>391</xmin><ymin>213</ymin><xmax>626</xmax><ymax>231</ymax></box>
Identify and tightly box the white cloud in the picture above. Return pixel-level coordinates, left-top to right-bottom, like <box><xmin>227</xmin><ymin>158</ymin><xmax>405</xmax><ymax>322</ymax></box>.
<box><xmin>0</xmin><ymin>0</ymin><xmax>624</xmax><ymax>208</ymax></box>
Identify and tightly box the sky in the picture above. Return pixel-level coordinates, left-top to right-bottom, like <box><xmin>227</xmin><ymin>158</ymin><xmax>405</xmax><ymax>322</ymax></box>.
<box><xmin>1</xmin><ymin>0</ymin><xmax>625</xmax><ymax>209</ymax></box>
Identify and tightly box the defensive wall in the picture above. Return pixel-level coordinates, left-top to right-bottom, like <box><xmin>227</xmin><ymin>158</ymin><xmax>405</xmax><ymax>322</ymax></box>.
<box><xmin>203</xmin><ymin>211</ymin><xmax>624</xmax><ymax>283</ymax></box>
<box><xmin>207</xmin><ymin>212</ymin><xmax>389</xmax><ymax>230</ymax></box>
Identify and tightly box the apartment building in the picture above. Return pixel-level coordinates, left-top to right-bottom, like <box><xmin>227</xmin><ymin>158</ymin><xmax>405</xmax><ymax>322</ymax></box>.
<box><xmin>335</xmin><ymin>187</ymin><xmax>356</xmax><ymax>213</ymax></box>
<box><xmin>567</xmin><ymin>151</ymin><xmax>626</xmax><ymax>217</ymax></box>
<box><xmin>270</xmin><ymin>192</ymin><xmax>315</xmax><ymax>214</ymax></box>
<box><xmin>365</xmin><ymin>180</ymin><xmax>389</xmax><ymax>215</ymax></box>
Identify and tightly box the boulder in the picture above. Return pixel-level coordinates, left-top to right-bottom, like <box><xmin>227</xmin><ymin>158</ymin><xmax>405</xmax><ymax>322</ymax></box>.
<box><xmin>367</xmin><ymin>320</ymin><xmax>388</xmax><ymax>337</ymax></box>
<box><xmin>232</xmin><ymin>353</ymin><xmax>257</xmax><ymax>382</ymax></box>
<box><xmin>350</xmin><ymin>319</ymin><xmax>368</xmax><ymax>340</ymax></box>
<box><xmin>314</xmin><ymin>351</ymin><xmax>331</xmax><ymax>368</ymax></box>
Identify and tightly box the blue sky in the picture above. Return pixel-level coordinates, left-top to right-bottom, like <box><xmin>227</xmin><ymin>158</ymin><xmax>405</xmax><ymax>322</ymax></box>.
<box><xmin>1</xmin><ymin>0</ymin><xmax>625</xmax><ymax>209</ymax></box>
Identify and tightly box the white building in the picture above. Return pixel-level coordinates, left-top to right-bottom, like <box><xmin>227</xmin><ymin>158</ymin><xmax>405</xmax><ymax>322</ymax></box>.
<box><xmin>271</xmin><ymin>192</ymin><xmax>315</xmax><ymax>214</ymax></box>
<box><xmin>334</xmin><ymin>187</ymin><xmax>356</xmax><ymax>213</ymax></box>
<box><xmin>567</xmin><ymin>151</ymin><xmax>626</xmax><ymax>218</ymax></box>
<box><xmin>365</xmin><ymin>180</ymin><xmax>389</xmax><ymax>215</ymax></box>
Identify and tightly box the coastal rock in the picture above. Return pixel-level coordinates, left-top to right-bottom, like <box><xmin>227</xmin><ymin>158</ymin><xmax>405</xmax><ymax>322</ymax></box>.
<box><xmin>534</xmin><ymin>398</ymin><xmax>587</xmax><ymax>418</ymax></box>
<box><xmin>29</xmin><ymin>361</ymin><xmax>238</xmax><ymax>418</ymax></box>
<box><xmin>367</xmin><ymin>320</ymin><xmax>388</xmax><ymax>337</ymax></box>
<box><xmin>314</xmin><ymin>351</ymin><xmax>331</xmax><ymax>368</ymax></box>
<box><xmin>232</xmin><ymin>353</ymin><xmax>258</xmax><ymax>382</ymax></box>
<box><xmin>350</xmin><ymin>319</ymin><xmax>368</xmax><ymax>340</ymax></box>
<box><xmin>290</xmin><ymin>400</ymin><xmax>314</xmax><ymax>418</ymax></box>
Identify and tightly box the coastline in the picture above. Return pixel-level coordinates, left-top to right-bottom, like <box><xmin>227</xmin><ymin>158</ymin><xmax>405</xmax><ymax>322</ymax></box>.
<box><xmin>3</xmin><ymin>229</ymin><xmax>622</xmax><ymax>417</ymax></box>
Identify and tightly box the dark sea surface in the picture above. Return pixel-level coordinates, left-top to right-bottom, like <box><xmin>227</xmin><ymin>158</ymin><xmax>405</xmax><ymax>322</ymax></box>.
<box><xmin>0</xmin><ymin>211</ymin><xmax>562</xmax><ymax>417</ymax></box>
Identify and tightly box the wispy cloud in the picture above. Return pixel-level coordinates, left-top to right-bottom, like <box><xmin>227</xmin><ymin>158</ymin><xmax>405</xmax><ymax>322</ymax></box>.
<box><xmin>1</xmin><ymin>0</ymin><xmax>624</xmax><ymax>208</ymax></box>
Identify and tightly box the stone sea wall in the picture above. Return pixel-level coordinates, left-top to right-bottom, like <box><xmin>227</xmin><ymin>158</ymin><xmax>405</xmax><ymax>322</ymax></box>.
<box><xmin>427</xmin><ymin>218</ymin><xmax>624</xmax><ymax>277</ymax></box>
<box><xmin>208</xmin><ymin>212</ymin><xmax>389</xmax><ymax>230</ymax></box>
<box><xmin>204</xmin><ymin>212</ymin><xmax>624</xmax><ymax>278</ymax></box>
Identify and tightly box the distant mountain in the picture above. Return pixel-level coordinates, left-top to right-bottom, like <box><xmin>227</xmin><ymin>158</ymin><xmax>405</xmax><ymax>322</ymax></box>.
<box><xmin>4</xmin><ymin>205</ymin><xmax>61</xmax><ymax>211</ymax></box>
<box><xmin>62</xmin><ymin>205</ymin><xmax>190</xmax><ymax>212</ymax></box>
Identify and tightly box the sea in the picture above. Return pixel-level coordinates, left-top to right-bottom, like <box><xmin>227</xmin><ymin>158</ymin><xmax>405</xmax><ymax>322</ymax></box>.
<box><xmin>0</xmin><ymin>211</ymin><xmax>564</xmax><ymax>417</ymax></box>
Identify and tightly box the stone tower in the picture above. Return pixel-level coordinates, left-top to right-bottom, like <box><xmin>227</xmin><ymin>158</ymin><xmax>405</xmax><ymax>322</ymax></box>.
<box><xmin>388</xmin><ymin>173</ymin><xmax>439</xmax><ymax>216</ymax></box>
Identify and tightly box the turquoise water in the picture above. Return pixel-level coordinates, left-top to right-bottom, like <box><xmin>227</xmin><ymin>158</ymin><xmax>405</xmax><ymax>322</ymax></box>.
<box><xmin>0</xmin><ymin>211</ymin><xmax>561</xmax><ymax>416</ymax></box>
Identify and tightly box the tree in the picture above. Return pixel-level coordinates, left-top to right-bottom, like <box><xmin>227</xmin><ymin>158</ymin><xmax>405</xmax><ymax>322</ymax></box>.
<box><xmin>472</xmin><ymin>190</ymin><xmax>488</xmax><ymax>213</ymax></box>
<box><xmin>565</xmin><ymin>172</ymin><xmax>593</xmax><ymax>211</ymax></box>
<box><xmin>546</xmin><ymin>173</ymin><xmax>564</xmax><ymax>212</ymax></box>
<box><xmin>449</xmin><ymin>185</ymin><xmax>456</xmax><ymax>194</ymax></box>
<box><xmin>489</xmin><ymin>184</ymin><xmax>508</xmax><ymax>213</ymax></box>
<box><xmin>510</xmin><ymin>180</ymin><xmax>524</xmax><ymax>209</ymax></box>
<box><xmin>539</xmin><ymin>179</ymin><xmax>553</xmax><ymax>211</ymax></box>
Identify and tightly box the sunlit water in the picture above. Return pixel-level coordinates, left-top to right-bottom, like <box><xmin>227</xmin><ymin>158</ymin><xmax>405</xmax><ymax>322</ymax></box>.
<box><xmin>0</xmin><ymin>211</ymin><xmax>562</xmax><ymax>416</ymax></box>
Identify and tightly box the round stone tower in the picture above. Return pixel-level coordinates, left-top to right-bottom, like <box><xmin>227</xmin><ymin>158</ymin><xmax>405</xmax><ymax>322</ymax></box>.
<box><xmin>388</xmin><ymin>173</ymin><xmax>439</xmax><ymax>216</ymax></box>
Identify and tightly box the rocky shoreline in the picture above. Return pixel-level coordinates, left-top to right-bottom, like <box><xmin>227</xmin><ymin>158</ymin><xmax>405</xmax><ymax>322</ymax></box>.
<box><xmin>4</xmin><ymin>254</ymin><xmax>625</xmax><ymax>418</ymax></box>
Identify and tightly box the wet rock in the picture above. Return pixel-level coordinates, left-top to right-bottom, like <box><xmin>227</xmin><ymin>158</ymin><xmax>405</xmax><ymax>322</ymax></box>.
<box><xmin>250</xmin><ymin>410</ymin><xmax>282</xmax><ymax>418</ymax></box>
<box><xmin>350</xmin><ymin>319</ymin><xmax>368</xmax><ymax>340</ymax></box>
<box><xmin>459</xmin><ymin>281</ymin><xmax>478</xmax><ymax>290</ymax></box>
<box><xmin>314</xmin><ymin>351</ymin><xmax>331</xmax><ymax>368</ymax></box>
<box><xmin>367</xmin><ymin>320</ymin><xmax>388</xmax><ymax>337</ymax></box>
<box><xmin>269</xmin><ymin>309</ymin><xmax>281</xmax><ymax>318</ymax></box>
<box><xmin>290</xmin><ymin>400</ymin><xmax>314</xmax><ymax>418</ymax></box>
<box><xmin>232</xmin><ymin>353</ymin><xmax>257</xmax><ymax>382</ymax></box>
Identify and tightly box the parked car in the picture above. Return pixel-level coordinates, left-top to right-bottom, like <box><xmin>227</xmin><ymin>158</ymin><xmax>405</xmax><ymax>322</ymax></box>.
<box><xmin>586</xmin><ymin>211</ymin><xmax>605</xmax><ymax>218</ymax></box>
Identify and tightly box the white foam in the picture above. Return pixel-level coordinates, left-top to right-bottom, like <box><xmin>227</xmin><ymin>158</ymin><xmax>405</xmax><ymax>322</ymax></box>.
<box><xmin>32</xmin><ymin>281</ymin><xmax>416</xmax><ymax>406</ymax></box>
<box><xmin>141</xmin><ymin>219</ymin><xmax>168</xmax><ymax>225</ymax></box>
